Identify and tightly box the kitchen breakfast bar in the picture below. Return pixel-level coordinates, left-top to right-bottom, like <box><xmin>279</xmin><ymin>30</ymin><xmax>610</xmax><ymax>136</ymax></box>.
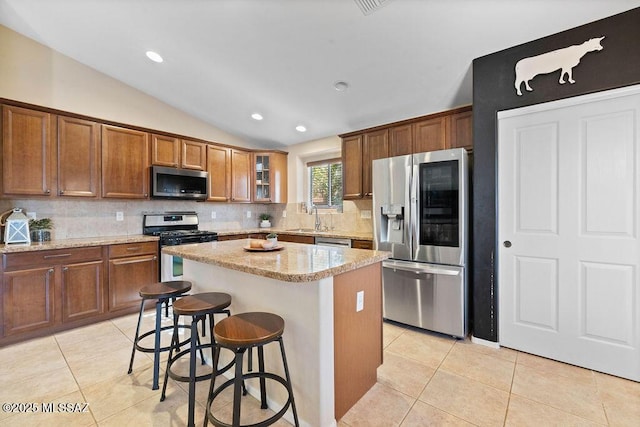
<box><xmin>162</xmin><ymin>239</ymin><xmax>389</xmax><ymax>427</ymax></box>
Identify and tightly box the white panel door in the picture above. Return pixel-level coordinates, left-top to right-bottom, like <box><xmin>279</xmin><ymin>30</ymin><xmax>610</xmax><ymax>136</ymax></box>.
<box><xmin>498</xmin><ymin>85</ymin><xmax>640</xmax><ymax>381</ymax></box>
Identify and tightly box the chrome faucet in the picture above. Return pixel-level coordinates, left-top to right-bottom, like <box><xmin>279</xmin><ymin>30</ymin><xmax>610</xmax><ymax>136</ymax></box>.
<box><xmin>312</xmin><ymin>205</ymin><xmax>321</xmax><ymax>231</ymax></box>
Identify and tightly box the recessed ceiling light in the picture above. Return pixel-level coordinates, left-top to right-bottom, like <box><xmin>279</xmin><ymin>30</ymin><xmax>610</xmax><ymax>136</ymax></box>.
<box><xmin>251</xmin><ymin>113</ymin><xmax>263</xmax><ymax>121</ymax></box>
<box><xmin>295</xmin><ymin>125</ymin><xmax>307</xmax><ymax>132</ymax></box>
<box><xmin>145</xmin><ymin>51</ymin><xmax>163</xmax><ymax>63</ymax></box>
<box><xmin>334</xmin><ymin>81</ymin><xmax>349</xmax><ymax>92</ymax></box>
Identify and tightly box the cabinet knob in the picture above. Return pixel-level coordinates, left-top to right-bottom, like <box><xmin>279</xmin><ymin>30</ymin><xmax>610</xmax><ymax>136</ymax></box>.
<box><xmin>48</xmin><ymin>268</ymin><xmax>54</xmax><ymax>274</ymax></box>
<box><xmin>45</xmin><ymin>189</ymin><xmax>51</xmax><ymax>194</ymax></box>
<box><xmin>59</xmin><ymin>190</ymin><xmax>64</xmax><ymax>195</ymax></box>
<box><xmin>144</xmin><ymin>193</ymin><xmax>148</xmax><ymax>197</ymax></box>
<box><xmin>63</xmin><ymin>267</ymin><xmax>68</xmax><ymax>271</ymax></box>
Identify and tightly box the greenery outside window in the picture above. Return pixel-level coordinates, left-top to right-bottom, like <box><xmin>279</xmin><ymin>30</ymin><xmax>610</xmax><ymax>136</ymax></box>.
<box><xmin>308</xmin><ymin>158</ymin><xmax>343</xmax><ymax>209</ymax></box>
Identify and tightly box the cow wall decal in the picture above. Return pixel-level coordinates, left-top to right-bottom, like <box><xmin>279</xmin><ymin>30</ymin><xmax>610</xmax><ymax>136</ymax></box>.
<box><xmin>514</xmin><ymin>36</ymin><xmax>605</xmax><ymax>96</ymax></box>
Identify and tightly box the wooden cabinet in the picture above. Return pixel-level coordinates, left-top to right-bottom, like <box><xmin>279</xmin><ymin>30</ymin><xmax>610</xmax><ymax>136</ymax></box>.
<box><xmin>253</xmin><ymin>152</ymin><xmax>288</xmax><ymax>203</ymax></box>
<box><xmin>102</xmin><ymin>125</ymin><xmax>150</xmax><ymax>199</ymax></box>
<box><xmin>230</xmin><ymin>149</ymin><xmax>252</xmax><ymax>202</ymax></box>
<box><xmin>181</xmin><ymin>139</ymin><xmax>207</xmax><ymax>171</ymax></box>
<box><xmin>151</xmin><ymin>135</ymin><xmax>207</xmax><ymax>171</ymax></box>
<box><xmin>362</xmin><ymin>129</ymin><xmax>389</xmax><ymax>197</ymax></box>
<box><xmin>207</xmin><ymin>145</ymin><xmax>231</xmax><ymax>202</ymax></box>
<box><xmin>341</xmin><ymin>135</ymin><xmax>363</xmax><ymax>200</ymax></box>
<box><xmin>278</xmin><ymin>234</ymin><xmax>315</xmax><ymax>244</ymax></box>
<box><xmin>1</xmin><ymin>246</ymin><xmax>104</xmax><ymax>337</ymax></box>
<box><xmin>57</xmin><ymin>116</ymin><xmax>101</xmax><ymax>197</ymax></box>
<box><xmin>449</xmin><ymin>110</ymin><xmax>473</xmax><ymax>151</ymax></box>
<box><xmin>108</xmin><ymin>242</ymin><xmax>158</xmax><ymax>311</ymax></box>
<box><xmin>413</xmin><ymin>116</ymin><xmax>447</xmax><ymax>153</ymax></box>
<box><xmin>389</xmin><ymin>124</ymin><xmax>413</xmax><ymax>157</ymax></box>
<box><xmin>151</xmin><ymin>134</ymin><xmax>180</xmax><ymax>167</ymax></box>
<box><xmin>217</xmin><ymin>234</ymin><xmax>247</xmax><ymax>241</ymax></box>
<box><xmin>1</xmin><ymin>105</ymin><xmax>55</xmax><ymax>196</ymax></box>
<box><xmin>351</xmin><ymin>239</ymin><xmax>373</xmax><ymax>249</ymax></box>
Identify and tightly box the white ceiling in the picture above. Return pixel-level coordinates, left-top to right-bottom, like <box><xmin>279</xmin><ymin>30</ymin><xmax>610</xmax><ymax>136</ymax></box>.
<box><xmin>1</xmin><ymin>0</ymin><xmax>638</xmax><ymax>149</ymax></box>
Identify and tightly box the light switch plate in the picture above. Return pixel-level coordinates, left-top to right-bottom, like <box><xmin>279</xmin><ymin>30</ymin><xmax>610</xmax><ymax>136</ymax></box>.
<box><xmin>356</xmin><ymin>290</ymin><xmax>364</xmax><ymax>312</ymax></box>
<box><xmin>211</xmin><ymin>211</ymin><xmax>217</xmax><ymax>219</ymax></box>
<box><xmin>246</xmin><ymin>211</ymin><xmax>252</xmax><ymax>218</ymax></box>
<box><xmin>116</xmin><ymin>211</ymin><xmax>124</xmax><ymax>221</ymax></box>
<box><xmin>360</xmin><ymin>210</ymin><xmax>372</xmax><ymax>219</ymax></box>
<box><xmin>282</xmin><ymin>210</ymin><xmax>287</xmax><ymax>218</ymax></box>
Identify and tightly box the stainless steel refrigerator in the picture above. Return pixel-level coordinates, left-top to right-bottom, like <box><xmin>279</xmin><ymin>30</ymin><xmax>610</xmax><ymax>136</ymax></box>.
<box><xmin>373</xmin><ymin>148</ymin><xmax>468</xmax><ymax>338</ymax></box>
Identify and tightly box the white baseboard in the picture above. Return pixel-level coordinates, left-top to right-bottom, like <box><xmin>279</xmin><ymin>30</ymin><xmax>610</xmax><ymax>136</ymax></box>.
<box><xmin>471</xmin><ymin>335</ymin><xmax>500</xmax><ymax>349</ymax></box>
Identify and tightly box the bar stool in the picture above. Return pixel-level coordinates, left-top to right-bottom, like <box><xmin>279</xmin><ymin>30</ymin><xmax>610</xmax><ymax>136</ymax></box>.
<box><xmin>160</xmin><ymin>292</ymin><xmax>233</xmax><ymax>427</ymax></box>
<box><xmin>127</xmin><ymin>280</ymin><xmax>193</xmax><ymax>390</ymax></box>
<box><xmin>204</xmin><ymin>312</ymin><xmax>299</xmax><ymax>427</ymax></box>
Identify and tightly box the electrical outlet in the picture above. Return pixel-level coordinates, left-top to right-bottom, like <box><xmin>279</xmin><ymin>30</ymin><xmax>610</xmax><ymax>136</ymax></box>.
<box><xmin>360</xmin><ymin>210</ymin><xmax>372</xmax><ymax>219</ymax></box>
<box><xmin>356</xmin><ymin>290</ymin><xmax>364</xmax><ymax>312</ymax></box>
<box><xmin>246</xmin><ymin>211</ymin><xmax>252</xmax><ymax>218</ymax></box>
<box><xmin>211</xmin><ymin>211</ymin><xmax>217</xmax><ymax>219</ymax></box>
<box><xmin>26</xmin><ymin>212</ymin><xmax>36</xmax><ymax>220</ymax></box>
<box><xmin>116</xmin><ymin>211</ymin><xmax>124</xmax><ymax>221</ymax></box>
<box><xmin>282</xmin><ymin>210</ymin><xmax>287</xmax><ymax>218</ymax></box>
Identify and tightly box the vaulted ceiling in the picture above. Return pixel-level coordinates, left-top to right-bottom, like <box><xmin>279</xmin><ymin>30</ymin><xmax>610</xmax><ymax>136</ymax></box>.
<box><xmin>1</xmin><ymin>0</ymin><xmax>637</xmax><ymax>148</ymax></box>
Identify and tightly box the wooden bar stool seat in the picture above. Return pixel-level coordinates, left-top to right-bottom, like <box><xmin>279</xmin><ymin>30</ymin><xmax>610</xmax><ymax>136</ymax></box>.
<box><xmin>127</xmin><ymin>280</ymin><xmax>193</xmax><ymax>390</ymax></box>
<box><xmin>205</xmin><ymin>312</ymin><xmax>299</xmax><ymax>427</ymax></box>
<box><xmin>160</xmin><ymin>292</ymin><xmax>233</xmax><ymax>427</ymax></box>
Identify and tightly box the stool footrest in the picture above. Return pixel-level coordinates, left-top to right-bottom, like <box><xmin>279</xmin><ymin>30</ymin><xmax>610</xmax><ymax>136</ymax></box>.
<box><xmin>134</xmin><ymin>324</ymin><xmax>190</xmax><ymax>354</ymax></box>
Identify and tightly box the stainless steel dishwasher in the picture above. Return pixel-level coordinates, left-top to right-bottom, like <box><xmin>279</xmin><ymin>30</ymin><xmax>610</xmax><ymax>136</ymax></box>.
<box><xmin>314</xmin><ymin>236</ymin><xmax>352</xmax><ymax>247</ymax></box>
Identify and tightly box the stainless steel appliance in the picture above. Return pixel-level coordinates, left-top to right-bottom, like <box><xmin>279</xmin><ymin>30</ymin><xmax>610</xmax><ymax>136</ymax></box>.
<box><xmin>314</xmin><ymin>236</ymin><xmax>352</xmax><ymax>248</ymax></box>
<box><xmin>151</xmin><ymin>166</ymin><xmax>208</xmax><ymax>200</ymax></box>
<box><xmin>373</xmin><ymin>148</ymin><xmax>468</xmax><ymax>338</ymax></box>
<box><xmin>142</xmin><ymin>212</ymin><xmax>218</xmax><ymax>281</ymax></box>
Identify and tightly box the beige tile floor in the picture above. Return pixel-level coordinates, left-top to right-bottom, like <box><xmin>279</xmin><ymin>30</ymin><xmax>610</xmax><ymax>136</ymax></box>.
<box><xmin>0</xmin><ymin>311</ymin><xmax>638</xmax><ymax>426</ymax></box>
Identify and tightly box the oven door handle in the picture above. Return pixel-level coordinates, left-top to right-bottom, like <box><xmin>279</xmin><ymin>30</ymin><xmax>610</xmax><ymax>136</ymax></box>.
<box><xmin>383</xmin><ymin>260</ymin><xmax>460</xmax><ymax>276</ymax></box>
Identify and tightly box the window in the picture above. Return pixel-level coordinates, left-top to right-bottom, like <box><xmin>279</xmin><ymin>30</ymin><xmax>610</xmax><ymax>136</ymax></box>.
<box><xmin>308</xmin><ymin>158</ymin><xmax>343</xmax><ymax>208</ymax></box>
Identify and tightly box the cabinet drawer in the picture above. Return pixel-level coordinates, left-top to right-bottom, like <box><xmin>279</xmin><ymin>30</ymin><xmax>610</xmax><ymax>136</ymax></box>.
<box><xmin>3</xmin><ymin>247</ymin><xmax>103</xmax><ymax>271</ymax></box>
<box><xmin>352</xmin><ymin>240</ymin><xmax>374</xmax><ymax>250</ymax></box>
<box><xmin>109</xmin><ymin>241</ymin><xmax>158</xmax><ymax>259</ymax></box>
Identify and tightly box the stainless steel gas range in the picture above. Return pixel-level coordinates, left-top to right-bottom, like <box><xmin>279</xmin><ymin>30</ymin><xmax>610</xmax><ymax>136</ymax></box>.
<box><xmin>142</xmin><ymin>212</ymin><xmax>218</xmax><ymax>281</ymax></box>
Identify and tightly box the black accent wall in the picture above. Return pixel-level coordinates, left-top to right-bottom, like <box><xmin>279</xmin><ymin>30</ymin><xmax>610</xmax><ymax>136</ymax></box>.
<box><xmin>471</xmin><ymin>7</ymin><xmax>640</xmax><ymax>342</ymax></box>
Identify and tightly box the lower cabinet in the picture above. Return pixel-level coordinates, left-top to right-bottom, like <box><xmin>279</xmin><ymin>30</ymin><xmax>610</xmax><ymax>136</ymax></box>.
<box><xmin>2</xmin><ymin>246</ymin><xmax>105</xmax><ymax>337</ymax></box>
<box><xmin>108</xmin><ymin>242</ymin><xmax>158</xmax><ymax>311</ymax></box>
<box><xmin>0</xmin><ymin>241</ymin><xmax>158</xmax><ymax>344</ymax></box>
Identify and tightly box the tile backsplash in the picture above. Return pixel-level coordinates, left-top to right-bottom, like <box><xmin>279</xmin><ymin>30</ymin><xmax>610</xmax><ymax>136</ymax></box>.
<box><xmin>0</xmin><ymin>199</ymin><xmax>374</xmax><ymax>240</ymax></box>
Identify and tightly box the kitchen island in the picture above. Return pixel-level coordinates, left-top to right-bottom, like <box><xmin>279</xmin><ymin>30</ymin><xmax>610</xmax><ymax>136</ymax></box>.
<box><xmin>162</xmin><ymin>239</ymin><xmax>389</xmax><ymax>427</ymax></box>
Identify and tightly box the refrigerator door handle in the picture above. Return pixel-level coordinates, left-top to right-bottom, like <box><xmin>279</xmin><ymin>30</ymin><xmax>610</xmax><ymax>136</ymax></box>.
<box><xmin>383</xmin><ymin>260</ymin><xmax>461</xmax><ymax>276</ymax></box>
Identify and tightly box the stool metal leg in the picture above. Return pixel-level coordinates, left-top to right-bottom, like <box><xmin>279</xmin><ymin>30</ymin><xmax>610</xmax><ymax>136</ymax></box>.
<box><xmin>160</xmin><ymin>312</ymin><xmax>180</xmax><ymax>402</ymax></box>
<box><xmin>127</xmin><ymin>297</ymin><xmax>146</xmax><ymax>375</ymax></box>
<box><xmin>151</xmin><ymin>299</ymin><xmax>163</xmax><ymax>390</ymax></box>
<box><xmin>232</xmin><ymin>348</ymin><xmax>245</xmax><ymax>427</ymax></box>
<box><xmin>279</xmin><ymin>337</ymin><xmax>300</xmax><ymax>427</ymax></box>
<box><xmin>257</xmin><ymin>345</ymin><xmax>268</xmax><ymax>409</ymax></box>
<box><xmin>187</xmin><ymin>315</ymin><xmax>199</xmax><ymax>427</ymax></box>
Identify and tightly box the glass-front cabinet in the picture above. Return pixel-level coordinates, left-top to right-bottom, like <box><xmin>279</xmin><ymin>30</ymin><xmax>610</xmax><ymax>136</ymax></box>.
<box><xmin>252</xmin><ymin>152</ymin><xmax>288</xmax><ymax>203</ymax></box>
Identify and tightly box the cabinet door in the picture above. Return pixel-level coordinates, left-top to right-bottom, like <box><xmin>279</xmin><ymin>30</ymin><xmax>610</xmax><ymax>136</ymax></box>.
<box><xmin>389</xmin><ymin>124</ymin><xmax>413</xmax><ymax>157</ymax></box>
<box><xmin>3</xmin><ymin>267</ymin><xmax>56</xmax><ymax>336</ymax></box>
<box><xmin>278</xmin><ymin>234</ymin><xmax>315</xmax><ymax>244</ymax></box>
<box><xmin>413</xmin><ymin>116</ymin><xmax>447</xmax><ymax>154</ymax></box>
<box><xmin>269</xmin><ymin>152</ymin><xmax>288</xmax><ymax>203</ymax></box>
<box><xmin>362</xmin><ymin>129</ymin><xmax>389</xmax><ymax>197</ymax></box>
<box><xmin>342</xmin><ymin>135</ymin><xmax>363</xmax><ymax>199</ymax></box>
<box><xmin>448</xmin><ymin>110</ymin><xmax>473</xmax><ymax>151</ymax></box>
<box><xmin>230</xmin><ymin>149</ymin><xmax>251</xmax><ymax>202</ymax></box>
<box><xmin>207</xmin><ymin>145</ymin><xmax>231</xmax><ymax>202</ymax></box>
<box><xmin>2</xmin><ymin>105</ymin><xmax>55</xmax><ymax>196</ymax></box>
<box><xmin>351</xmin><ymin>239</ymin><xmax>373</xmax><ymax>249</ymax></box>
<box><xmin>109</xmin><ymin>254</ymin><xmax>157</xmax><ymax>311</ymax></box>
<box><xmin>58</xmin><ymin>116</ymin><xmax>100</xmax><ymax>197</ymax></box>
<box><xmin>151</xmin><ymin>134</ymin><xmax>180</xmax><ymax>167</ymax></box>
<box><xmin>181</xmin><ymin>140</ymin><xmax>207</xmax><ymax>170</ymax></box>
<box><xmin>62</xmin><ymin>260</ymin><xmax>104</xmax><ymax>322</ymax></box>
<box><xmin>102</xmin><ymin>125</ymin><xmax>150</xmax><ymax>198</ymax></box>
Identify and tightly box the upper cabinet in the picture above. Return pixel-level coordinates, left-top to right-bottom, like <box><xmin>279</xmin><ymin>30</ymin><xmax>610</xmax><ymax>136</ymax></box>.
<box><xmin>151</xmin><ymin>135</ymin><xmax>207</xmax><ymax>170</ymax></box>
<box><xmin>341</xmin><ymin>106</ymin><xmax>472</xmax><ymax>200</ymax></box>
<box><xmin>58</xmin><ymin>116</ymin><xmax>101</xmax><ymax>197</ymax></box>
<box><xmin>101</xmin><ymin>125</ymin><xmax>150</xmax><ymax>199</ymax></box>
<box><xmin>342</xmin><ymin>135</ymin><xmax>363</xmax><ymax>200</ymax></box>
<box><xmin>362</xmin><ymin>129</ymin><xmax>389</xmax><ymax>197</ymax></box>
<box><xmin>1</xmin><ymin>105</ymin><xmax>55</xmax><ymax>196</ymax></box>
<box><xmin>207</xmin><ymin>145</ymin><xmax>231</xmax><ymax>202</ymax></box>
<box><xmin>230</xmin><ymin>149</ymin><xmax>251</xmax><ymax>203</ymax></box>
<box><xmin>253</xmin><ymin>152</ymin><xmax>287</xmax><ymax>203</ymax></box>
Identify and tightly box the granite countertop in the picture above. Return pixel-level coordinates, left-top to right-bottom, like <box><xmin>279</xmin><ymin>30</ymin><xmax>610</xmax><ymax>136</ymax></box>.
<box><xmin>163</xmin><ymin>239</ymin><xmax>389</xmax><ymax>282</ymax></box>
<box><xmin>214</xmin><ymin>227</ymin><xmax>373</xmax><ymax>241</ymax></box>
<box><xmin>0</xmin><ymin>234</ymin><xmax>159</xmax><ymax>253</ymax></box>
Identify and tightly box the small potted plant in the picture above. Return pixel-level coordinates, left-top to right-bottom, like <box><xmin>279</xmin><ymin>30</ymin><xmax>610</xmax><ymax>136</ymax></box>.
<box><xmin>259</xmin><ymin>213</ymin><xmax>272</xmax><ymax>228</ymax></box>
<box><xmin>29</xmin><ymin>217</ymin><xmax>53</xmax><ymax>242</ymax></box>
<box><xmin>266</xmin><ymin>232</ymin><xmax>278</xmax><ymax>245</ymax></box>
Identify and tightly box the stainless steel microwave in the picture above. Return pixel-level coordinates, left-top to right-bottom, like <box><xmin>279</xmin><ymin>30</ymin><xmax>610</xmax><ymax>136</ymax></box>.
<box><xmin>151</xmin><ymin>166</ymin><xmax>208</xmax><ymax>200</ymax></box>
